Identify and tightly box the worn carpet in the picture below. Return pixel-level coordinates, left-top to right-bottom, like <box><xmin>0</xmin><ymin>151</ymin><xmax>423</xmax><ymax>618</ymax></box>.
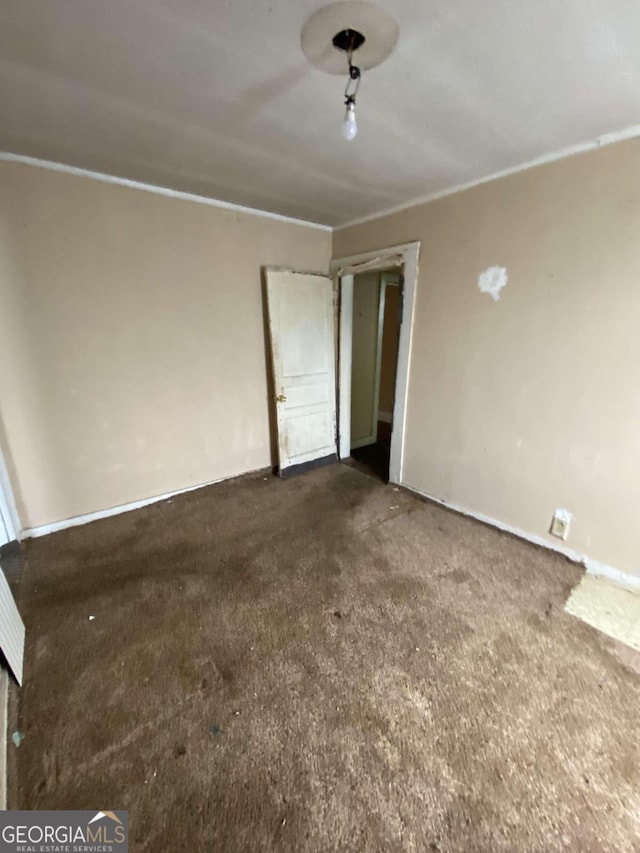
<box><xmin>8</xmin><ymin>464</ymin><xmax>640</xmax><ymax>852</ymax></box>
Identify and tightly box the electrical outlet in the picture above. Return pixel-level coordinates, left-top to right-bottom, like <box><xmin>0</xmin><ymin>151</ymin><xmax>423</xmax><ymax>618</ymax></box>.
<box><xmin>550</xmin><ymin>508</ymin><xmax>572</xmax><ymax>541</ymax></box>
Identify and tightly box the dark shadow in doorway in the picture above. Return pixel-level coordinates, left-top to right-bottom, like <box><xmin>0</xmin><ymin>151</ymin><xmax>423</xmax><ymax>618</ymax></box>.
<box><xmin>345</xmin><ymin>420</ymin><xmax>392</xmax><ymax>483</ymax></box>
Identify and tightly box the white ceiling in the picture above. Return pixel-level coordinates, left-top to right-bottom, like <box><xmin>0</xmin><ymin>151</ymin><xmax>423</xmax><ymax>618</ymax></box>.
<box><xmin>2</xmin><ymin>0</ymin><xmax>640</xmax><ymax>226</ymax></box>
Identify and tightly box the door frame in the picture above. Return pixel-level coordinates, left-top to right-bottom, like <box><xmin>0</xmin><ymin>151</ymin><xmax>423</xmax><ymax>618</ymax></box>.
<box><xmin>330</xmin><ymin>241</ymin><xmax>420</xmax><ymax>484</ymax></box>
<box><xmin>0</xmin><ymin>444</ymin><xmax>19</xmax><ymax>545</ymax></box>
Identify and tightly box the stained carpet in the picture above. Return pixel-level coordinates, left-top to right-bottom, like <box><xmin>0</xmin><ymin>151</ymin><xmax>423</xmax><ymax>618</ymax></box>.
<box><xmin>8</xmin><ymin>464</ymin><xmax>640</xmax><ymax>851</ymax></box>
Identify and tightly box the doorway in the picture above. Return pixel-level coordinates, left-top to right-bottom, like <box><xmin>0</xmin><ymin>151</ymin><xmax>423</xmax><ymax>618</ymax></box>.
<box><xmin>349</xmin><ymin>269</ymin><xmax>401</xmax><ymax>481</ymax></box>
<box><xmin>331</xmin><ymin>241</ymin><xmax>420</xmax><ymax>486</ymax></box>
<box><xmin>262</xmin><ymin>242</ymin><xmax>419</xmax><ymax>484</ymax></box>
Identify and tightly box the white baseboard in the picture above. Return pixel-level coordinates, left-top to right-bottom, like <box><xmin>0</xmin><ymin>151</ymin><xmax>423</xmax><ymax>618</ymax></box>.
<box><xmin>21</xmin><ymin>465</ymin><xmax>270</xmax><ymax>539</ymax></box>
<box><xmin>351</xmin><ymin>436</ymin><xmax>376</xmax><ymax>450</ymax></box>
<box><xmin>377</xmin><ymin>411</ymin><xmax>392</xmax><ymax>424</ymax></box>
<box><xmin>20</xmin><ymin>468</ymin><xmax>640</xmax><ymax>593</ymax></box>
<box><xmin>402</xmin><ymin>483</ymin><xmax>640</xmax><ymax>594</ymax></box>
<box><xmin>582</xmin><ymin>558</ymin><xmax>640</xmax><ymax>594</ymax></box>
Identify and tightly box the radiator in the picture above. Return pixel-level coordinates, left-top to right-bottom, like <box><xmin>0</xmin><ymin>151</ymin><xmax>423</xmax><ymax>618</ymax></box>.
<box><xmin>0</xmin><ymin>567</ymin><xmax>24</xmax><ymax>685</ymax></box>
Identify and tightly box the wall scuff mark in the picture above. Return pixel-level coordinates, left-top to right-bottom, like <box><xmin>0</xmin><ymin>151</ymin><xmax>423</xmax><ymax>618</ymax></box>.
<box><xmin>478</xmin><ymin>266</ymin><xmax>508</xmax><ymax>301</ymax></box>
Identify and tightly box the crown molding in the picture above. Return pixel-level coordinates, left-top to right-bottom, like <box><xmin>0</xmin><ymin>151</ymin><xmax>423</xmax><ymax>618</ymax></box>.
<box><xmin>0</xmin><ymin>153</ymin><xmax>332</xmax><ymax>232</ymax></box>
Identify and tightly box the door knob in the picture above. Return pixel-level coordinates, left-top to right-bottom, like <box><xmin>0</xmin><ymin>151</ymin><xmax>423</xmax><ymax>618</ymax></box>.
<box><xmin>276</xmin><ymin>393</ymin><xmax>287</xmax><ymax>403</ymax></box>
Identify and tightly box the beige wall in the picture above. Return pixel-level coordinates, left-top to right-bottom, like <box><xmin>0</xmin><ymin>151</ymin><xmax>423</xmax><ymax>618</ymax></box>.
<box><xmin>350</xmin><ymin>272</ymin><xmax>380</xmax><ymax>445</ymax></box>
<box><xmin>0</xmin><ymin>161</ymin><xmax>330</xmax><ymax>528</ymax></box>
<box><xmin>334</xmin><ymin>139</ymin><xmax>640</xmax><ymax>579</ymax></box>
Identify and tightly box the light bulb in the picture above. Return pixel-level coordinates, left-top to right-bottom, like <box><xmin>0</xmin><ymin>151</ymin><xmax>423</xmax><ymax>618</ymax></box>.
<box><xmin>341</xmin><ymin>102</ymin><xmax>357</xmax><ymax>140</ymax></box>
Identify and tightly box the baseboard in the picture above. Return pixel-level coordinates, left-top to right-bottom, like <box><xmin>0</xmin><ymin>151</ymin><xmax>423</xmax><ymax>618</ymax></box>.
<box><xmin>21</xmin><ymin>465</ymin><xmax>270</xmax><ymax>540</ymax></box>
<box><xmin>351</xmin><ymin>436</ymin><xmax>376</xmax><ymax>450</ymax></box>
<box><xmin>581</xmin><ymin>558</ymin><xmax>640</xmax><ymax>593</ymax></box>
<box><xmin>20</xmin><ymin>469</ymin><xmax>640</xmax><ymax>592</ymax></box>
<box><xmin>402</xmin><ymin>483</ymin><xmax>640</xmax><ymax>594</ymax></box>
<box><xmin>377</xmin><ymin>411</ymin><xmax>392</xmax><ymax>424</ymax></box>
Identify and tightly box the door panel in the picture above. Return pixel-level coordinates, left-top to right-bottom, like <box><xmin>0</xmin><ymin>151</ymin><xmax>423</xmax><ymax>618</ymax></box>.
<box><xmin>285</xmin><ymin>381</ymin><xmax>331</xmax><ymax>409</ymax></box>
<box><xmin>266</xmin><ymin>270</ymin><xmax>337</xmax><ymax>477</ymax></box>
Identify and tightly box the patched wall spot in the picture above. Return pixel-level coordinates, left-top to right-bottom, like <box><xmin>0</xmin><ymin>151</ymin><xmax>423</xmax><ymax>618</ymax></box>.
<box><xmin>478</xmin><ymin>266</ymin><xmax>508</xmax><ymax>301</ymax></box>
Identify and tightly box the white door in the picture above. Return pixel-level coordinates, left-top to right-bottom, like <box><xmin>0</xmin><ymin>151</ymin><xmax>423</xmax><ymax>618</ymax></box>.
<box><xmin>0</xmin><ymin>513</ymin><xmax>9</xmax><ymax>548</ymax></box>
<box><xmin>0</xmin><ymin>510</ymin><xmax>9</xmax><ymax>549</ymax></box>
<box><xmin>0</xmin><ymin>449</ymin><xmax>18</xmax><ymax>547</ymax></box>
<box><xmin>266</xmin><ymin>270</ymin><xmax>337</xmax><ymax>478</ymax></box>
<box><xmin>0</xmin><ymin>481</ymin><xmax>14</xmax><ymax>548</ymax></box>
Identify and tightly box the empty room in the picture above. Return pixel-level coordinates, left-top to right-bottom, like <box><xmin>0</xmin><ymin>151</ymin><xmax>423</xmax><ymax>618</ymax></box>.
<box><xmin>1</xmin><ymin>1</ymin><xmax>639</xmax><ymax>851</ymax></box>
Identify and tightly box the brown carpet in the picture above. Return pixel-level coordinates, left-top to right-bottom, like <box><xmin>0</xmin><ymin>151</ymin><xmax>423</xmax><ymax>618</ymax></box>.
<box><xmin>8</xmin><ymin>464</ymin><xmax>640</xmax><ymax>852</ymax></box>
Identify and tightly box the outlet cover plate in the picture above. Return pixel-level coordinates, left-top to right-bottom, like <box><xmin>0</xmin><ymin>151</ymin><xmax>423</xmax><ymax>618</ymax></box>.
<box><xmin>550</xmin><ymin>508</ymin><xmax>572</xmax><ymax>541</ymax></box>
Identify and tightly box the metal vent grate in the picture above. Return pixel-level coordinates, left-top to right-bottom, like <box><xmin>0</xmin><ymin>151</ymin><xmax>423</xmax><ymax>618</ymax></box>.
<box><xmin>0</xmin><ymin>567</ymin><xmax>24</xmax><ymax>685</ymax></box>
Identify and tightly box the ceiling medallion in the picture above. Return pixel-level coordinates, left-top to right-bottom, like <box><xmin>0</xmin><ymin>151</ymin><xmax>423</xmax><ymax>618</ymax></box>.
<box><xmin>301</xmin><ymin>2</ymin><xmax>399</xmax><ymax>140</ymax></box>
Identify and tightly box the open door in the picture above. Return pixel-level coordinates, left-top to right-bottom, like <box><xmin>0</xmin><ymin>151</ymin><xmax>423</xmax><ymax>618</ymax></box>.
<box><xmin>0</xmin><ymin>512</ymin><xmax>10</xmax><ymax>549</ymax></box>
<box><xmin>265</xmin><ymin>269</ymin><xmax>337</xmax><ymax>478</ymax></box>
<box><xmin>0</xmin><ymin>450</ymin><xmax>18</xmax><ymax>549</ymax></box>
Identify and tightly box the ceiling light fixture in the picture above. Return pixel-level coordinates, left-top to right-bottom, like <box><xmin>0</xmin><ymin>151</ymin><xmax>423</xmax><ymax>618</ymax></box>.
<box><xmin>300</xmin><ymin>1</ymin><xmax>399</xmax><ymax>142</ymax></box>
<box><xmin>333</xmin><ymin>28</ymin><xmax>364</xmax><ymax>141</ymax></box>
